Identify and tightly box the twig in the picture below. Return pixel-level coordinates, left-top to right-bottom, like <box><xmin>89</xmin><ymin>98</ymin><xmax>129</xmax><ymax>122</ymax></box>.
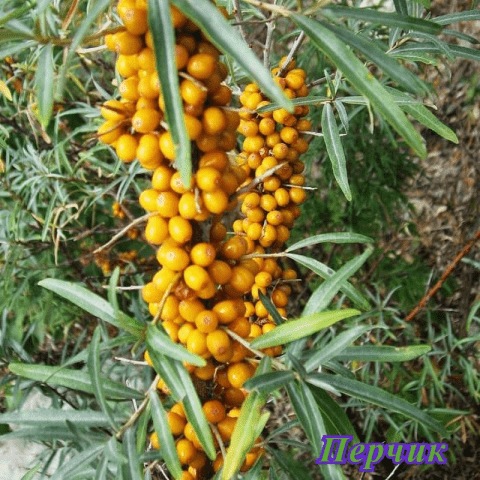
<box><xmin>405</xmin><ymin>229</ymin><xmax>480</xmax><ymax>322</ymax></box>
<box><xmin>233</xmin><ymin>162</ymin><xmax>288</xmax><ymax>198</ymax></box>
<box><xmin>115</xmin><ymin>357</ymin><xmax>148</xmax><ymax>365</ymax></box>
<box><xmin>93</xmin><ymin>213</ymin><xmax>150</xmax><ymax>253</ymax></box>
<box><xmin>263</xmin><ymin>13</ymin><xmax>276</xmax><ymax>68</ymax></box>
<box><xmin>277</xmin><ymin>31</ymin><xmax>306</xmax><ymax>76</ymax></box>
<box><xmin>116</xmin><ymin>374</ymin><xmax>159</xmax><ymax>439</ymax></box>
<box><xmin>233</xmin><ymin>0</ymin><xmax>248</xmax><ymax>43</ymax></box>
<box><xmin>151</xmin><ymin>272</ymin><xmax>183</xmax><ymax>327</ymax></box>
<box><xmin>240</xmin><ymin>0</ymin><xmax>290</xmax><ymax>16</ymax></box>
<box><xmin>102</xmin><ymin>285</ymin><xmax>144</xmax><ymax>290</ymax></box>
<box><xmin>211</xmin><ymin>424</ymin><xmax>227</xmax><ymax>461</ymax></box>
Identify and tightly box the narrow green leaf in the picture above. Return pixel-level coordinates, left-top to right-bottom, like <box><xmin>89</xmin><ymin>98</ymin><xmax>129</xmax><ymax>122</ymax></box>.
<box><xmin>144</xmin><ymin>349</ymin><xmax>186</xmax><ymax>400</ymax></box>
<box><xmin>36</xmin><ymin>43</ymin><xmax>55</xmax><ymax>128</ymax></box>
<box><xmin>258</xmin><ymin>291</ymin><xmax>284</xmax><ymax>325</ymax></box>
<box><xmin>171</xmin><ymin>0</ymin><xmax>292</xmax><ymax>111</ymax></box>
<box><xmin>287</xmin><ymin>253</ymin><xmax>371</xmax><ymax>310</ymax></box>
<box><xmin>21</xmin><ymin>464</ymin><xmax>42</xmax><ymax>480</ymax></box>
<box><xmin>292</xmin><ymin>13</ymin><xmax>426</xmax><ymax>158</ymax></box>
<box><xmin>306</xmin><ymin>372</ymin><xmax>448</xmax><ymax>436</ymax></box>
<box><xmin>302</xmin><ymin>248</ymin><xmax>373</xmax><ymax>315</ymax></box>
<box><xmin>150</xmin><ymin>391</ymin><xmax>183</xmax><ymax>479</ymax></box>
<box><xmin>267</xmin><ymin>447</ymin><xmax>311</xmax><ymax>480</ymax></box>
<box><xmin>50</xmin><ymin>444</ymin><xmax>104</xmax><ymax>480</ymax></box>
<box><xmin>322</xmin><ymin>103</ymin><xmax>351</xmax><ymax>201</ymax></box>
<box><xmin>1</xmin><ymin>426</ymin><xmax>106</xmax><ymax>442</ymax></box>
<box><xmin>243</xmin><ymin>371</ymin><xmax>295</xmax><ymax>394</ymax></box>
<box><xmin>148</xmin><ymin>0</ymin><xmax>191</xmax><ymax>185</ymax></box>
<box><xmin>320</xmin><ymin>21</ymin><xmax>428</xmax><ymax>95</ymax></box>
<box><xmin>256</xmin><ymin>96</ymin><xmax>329</xmax><ymax>113</ymax></box>
<box><xmin>105</xmin><ymin>437</ymin><xmax>128</xmax><ymax>465</ymax></box>
<box><xmin>324</xmin><ymin>6</ymin><xmax>443</xmax><ymax>34</ymax></box>
<box><xmin>88</xmin><ymin>327</ymin><xmax>118</xmax><ymax>431</ymax></box>
<box><xmin>309</xmin><ymin>385</ymin><xmax>359</xmax><ymax>443</ymax></box>
<box><xmin>222</xmin><ymin>361</ymin><xmax>271</xmax><ymax>480</ymax></box>
<box><xmin>392</xmin><ymin>42</ymin><xmax>480</xmax><ymax>62</ymax></box>
<box><xmin>38</xmin><ymin>279</ymin><xmax>145</xmax><ymax>337</ymax></box>
<box><xmin>0</xmin><ymin>409</ymin><xmax>127</xmax><ymax>427</ymax></box>
<box><xmin>124</xmin><ymin>428</ymin><xmax>144</xmax><ymax>480</ymax></box>
<box><xmin>434</xmin><ymin>10</ymin><xmax>480</xmax><ymax>25</ymax></box>
<box><xmin>401</xmin><ymin>103</ymin><xmax>458</xmax><ymax>143</ymax></box>
<box><xmin>303</xmin><ymin>326</ymin><xmax>374</xmax><ymax>372</ymax></box>
<box><xmin>8</xmin><ymin>363</ymin><xmax>144</xmax><ymax>400</ymax></box>
<box><xmin>286</xmin><ymin>232</ymin><xmax>372</xmax><ymax>253</ymax></box>
<box><xmin>250</xmin><ymin>309</ymin><xmax>360</xmax><ymax>349</ymax></box>
<box><xmin>56</xmin><ymin>0</ymin><xmax>112</xmax><ymax>99</ymax></box>
<box><xmin>172</xmin><ymin>361</ymin><xmax>216</xmax><ymax>460</ymax></box>
<box><xmin>94</xmin><ymin>456</ymin><xmax>108</xmax><ymax>480</ymax></box>
<box><xmin>146</xmin><ymin>324</ymin><xmax>206</xmax><ymax>367</ymax></box>
<box><xmin>335</xmin><ymin>344</ymin><xmax>432</xmax><ymax>362</ymax></box>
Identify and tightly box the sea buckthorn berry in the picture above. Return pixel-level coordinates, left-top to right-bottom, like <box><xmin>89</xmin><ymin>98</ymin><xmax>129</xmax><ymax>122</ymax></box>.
<box><xmin>266</xmin><ymin>210</ymin><xmax>284</xmax><ymax>226</ymax></box>
<box><xmin>194</xmin><ymin>358</ymin><xmax>215</xmax><ymax>380</ymax></box>
<box><xmin>258</xmin><ymin>117</ymin><xmax>276</xmax><ymax>136</ymax></box>
<box><xmin>217</xmin><ymin>416</ymin><xmax>237</xmax><ymax>442</ymax></box>
<box><xmin>111</xmin><ymin>31</ymin><xmax>143</xmax><ymax>55</ymax></box>
<box><xmin>272</xmin><ymin>142</ymin><xmax>289</xmax><ymax>160</ymax></box>
<box><xmin>157</xmin><ymin>245</ymin><xmax>190</xmax><ymax>271</ymax></box>
<box><xmin>280</xmin><ymin>126</ymin><xmax>299</xmax><ymax>144</ymax></box>
<box><xmin>243</xmin><ymin>192</ymin><xmax>261</xmax><ymax>209</ymax></box>
<box><xmin>196</xmin><ymin>133</ymin><xmax>218</xmax><ymax>152</ymax></box>
<box><xmin>180</xmin><ymin>78</ymin><xmax>207</xmax><ymax>106</ymax></box>
<box><xmin>98</xmin><ymin>120</ymin><xmax>124</xmax><ymax>144</ymax></box>
<box><xmin>176</xmin><ymin>439</ymin><xmax>196</xmax><ymax>465</ymax></box>
<box><xmin>142</xmin><ymin>282</ymin><xmax>163</xmax><ymax>303</ymax></box>
<box><xmin>100</xmin><ymin>99</ymin><xmax>132</xmax><ymax>122</ymax></box>
<box><xmin>265</xmin><ymin>132</ymin><xmax>281</xmax><ymax>148</ymax></box>
<box><xmin>119</xmin><ymin>76</ymin><xmax>140</xmax><ymax>101</ymax></box>
<box><xmin>174</xmin><ymin>43</ymin><xmax>189</xmax><ymax>70</ymax></box>
<box><xmin>230</xmin><ymin>341</ymin><xmax>249</xmax><ymax>363</ymax></box>
<box><xmin>272</xmin><ymin>108</ymin><xmax>290</xmax><ymax>125</ymax></box>
<box><xmin>184</xmin><ymin>265</ymin><xmax>211</xmax><ymax>291</ymax></box>
<box><xmin>190</xmin><ymin>452</ymin><xmax>207</xmax><ymax>471</ymax></box>
<box><xmin>213</xmin><ymin>299</ymin><xmax>246</xmax><ymax>324</ymax></box>
<box><xmin>177</xmin><ymin>32</ymin><xmax>196</xmax><ymax>54</ymax></box>
<box><xmin>162</xmin><ymin>320</ymin><xmax>179</xmax><ymax>342</ymax></box>
<box><xmin>250</xmin><ymin>323</ymin><xmax>262</xmax><ymax>338</ymax></box>
<box><xmin>243</xmin><ymin>135</ymin><xmax>264</xmax><ymax>153</ymax></box>
<box><xmin>202</xmin><ymin>107</ymin><xmax>227</xmax><ymax>135</ymax></box>
<box><xmin>208</xmin><ymin>260</ymin><xmax>232</xmax><ymax>284</ymax></box>
<box><xmin>244</xmin><ymin>92</ymin><xmax>262</xmax><ymax>110</ymax></box>
<box><xmin>137</xmin><ymin>74</ymin><xmax>158</xmax><ymax>98</ymax></box>
<box><xmin>229</xmin><ymin>317</ymin><xmax>251</xmax><ymax>338</ymax></box>
<box><xmin>196</xmin><ymin>167</ymin><xmax>221</xmax><ymax>192</ymax></box>
<box><xmin>137</xmin><ymin>47</ymin><xmax>155</xmax><ymax>71</ymax></box>
<box><xmin>246</xmin><ymin>207</ymin><xmax>265</xmax><ymax>223</ymax></box>
<box><xmin>116</xmin><ymin>54</ymin><xmax>137</xmax><ymax>77</ymax></box>
<box><xmin>161</xmin><ymin>295</ymin><xmax>180</xmax><ymax>322</ymax></box>
<box><xmin>139</xmin><ymin>189</ymin><xmax>159</xmax><ymax>211</ymax></box>
<box><xmin>179</xmin><ymin>298</ymin><xmax>205</xmax><ymax>323</ymax></box>
<box><xmin>220</xmin><ymin>170</ymin><xmax>239</xmax><ymax>195</ymax></box>
<box><xmin>190</xmin><ymin>242</ymin><xmax>216</xmax><ymax>267</ymax></box>
<box><xmin>136</xmin><ymin>96</ymin><xmax>156</xmax><ymax>111</ymax></box>
<box><xmin>229</xmin><ymin>266</ymin><xmax>255</xmax><ymax>294</ymax></box>
<box><xmin>171</xmin><ymin>402</ymin><xmax>186</xmax><ymax>418</ymax></box>
<box><xmin>180</xmin><ymin>472</ymin><xmax>195</xmax><ymax>480</ymax></box>
<box><xmin>244</xmin><ymin>83</ymin><xmax>259</xmax><ymax>93</ymax></box>
<box><xmin>170</xmin><ymin>4</ymin><xmax>187</xmax><ymax>27</ymax></box>
<box><xmin>260</xmin><ymin>194</ymin><xmax>277</xmax><ymax>212</ymax></box>
<box><xmin>290</xmin><ymin>174</ymin><xmax>305</xmax><ymax>186</ymax></box>
<box><xmin>276</xmin><ymin>224</ymin><xmax>290</xmax><ymax>243</ymax></box>
<box><xmin>210</xmin><ymin>84</ymin><xmax>232</xmax><ymax>106</ymax></box>
<box><xmin>202</xmin><ymin>189</ymin><xmax>228</xmax><ymax>214</ymax></box>
<box><xmin>150</xmin><ymin>432</ymin><xmax>160</xmax><ymax>450</ymax></box>
<box><xmin>204</xmin><ymin>72</ymin><xmax>222</xmax><ymax>94</ymax></box>
<box><xmin>137</xmin><ymin>133</ymin><xmax>163</xmax><ymax>169</ymax></box>
<box><xmin>198</xmin><ymin>150</ymin><xmax>228</xmax><ymax>170</ymax></box>
<box><xmin>178</xmin><ymin>191</ymin><xmax>199</xmax><ymax>219</ymax></box>
<box><xmin>157</xmin><ymin>191</ymin><xmax>179</xmax><ymax>217</ymax></box>
<box><xmin>145</xmin><ymin>215</ymin><xmax>168</xmax><ymax>244</ymax></box>
<box><xmin>215</xmin><ymin>365</ymin><xmax>232</xmax><ymax>388</ymax></box>
<box><xmin>132</xmin><ymin>108</ymin><xmax>160</xmax><ymax>133</ymax></box>
<box><xmin>168</xmin><ymin>216</ymin><xmax>193</xmax><ymax>243</ymax></box>
<box><xmin>203</xmin><ymin>400</ymin><xmax>226</xmax><ymax>424</ymax></box>
<box><xmin>115</xmin><ymin>133</ymin><xmax>138</xmax><ymax>162</ymax></box>
<box><xmin>238</xmin><ymin>119</ymin><xmax>259</xmax><ymax>137</ymax></box>
<box><xmin>255</xmin><ymin>301</ymin><xmax>268</xmax><ymax>318</ymax></box>
<box><xmin>221</xmin><ymin>236</ymin><xmax>247</xmax><ymax>260</ymax></box>
<box><xmin>152</xmin><ymin>165</ymin><xmax>174</xmax><ymax>191</ymax></box>
<box><xmin>159</xmin><ymin>131</ymin><xmax>176</xmax><ymax>160</ymax></box>
<box><xmin>213</xmin><ymin>454</ymin><xmax>224</xmax><ymax>473</ymax></box>
<box><xmin>227</xmin><ymin>362</ymin><xmax>253</xmax><ymax>389</ymax></box>
<box><xmin>187</xmin><ymin>53</ymin><xmax>216</xmax><ymax>80</ymax></box>
<box><xmin>292</xmin><ymin>137</ymin><xmax>309</xmax><ymax>154</ymax></box>
<box><xmin>206</xmin><ymin>329</ymin><xmax>231</xmax><ymax>356</ymax></box>
<box><xmin>195</xmin><ymin>310</ymin><xmax>218</xmax><ymax>333</ymax></box>
<box><xmin>186</xmin><ymin>329</ymin><xmax>208</xmax><ymax>355</ymax></box>
<box><xmin>246</xmin><ymin>222</ymin><xmax>262</xmax><ymax>241</ymax></box>
<box><xmin>296</xmin><ymin>118</ymin><xmax>312</xmax><ymax>131</ymax></box>
<box><xmin>247</xmin><ymin>152</ymin><xmax>262</xmax><ymax>169</ymax></box>
<box><xmin>170</xmin><ymin>172</ymin><xmax>194</xmax><ymax>194</ymax></box>
<box><xmin>153</xmin><ymin>267</ymin><xmax>176</xmax><ymax>291</ymax></box>
<box><xmin>272</xmin><ymin>288</ymin><xmax>289</xmax><ymax>307</ymax></box>
<box><xmin>289</xmin><ymin>186</ymin><xmax>307</xmax><ymax>204</ymax></box>
<box><xmin>255</xmin><ymin>271</ymin><xmax>272</xmax><ymax>288</ymax></box>
<box><xmin>263</xmin><ymin>176</ymin><xmax>282</xmax><ymax>192</ymax></box>
<box><xmin>182</xmin><ymin>114</ymin><xmax>202</xmax><ymax>140</ymax></box>
<box><xmin>210</xmin><ymin>221</ymin><xmax>227</xmax><ymax>243</ymax></box>
<box><xmin>178</xmin><ymin>323</ymin><xmax>195</xmax><ymax>344</ymax></box>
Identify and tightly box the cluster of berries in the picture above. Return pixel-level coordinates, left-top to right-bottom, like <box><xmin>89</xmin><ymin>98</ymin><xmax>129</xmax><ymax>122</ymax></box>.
<box><xmin>98</xmin><ymin>1</ymin><xmax>309</xmax><ymax>477</ymax></box>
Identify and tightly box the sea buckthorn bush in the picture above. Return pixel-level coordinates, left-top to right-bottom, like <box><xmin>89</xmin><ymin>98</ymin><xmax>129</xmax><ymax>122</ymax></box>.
<box><xmin>2</xmin><ymin>0</ymin><xmax>479</xmax><ymax>479</ymax></box>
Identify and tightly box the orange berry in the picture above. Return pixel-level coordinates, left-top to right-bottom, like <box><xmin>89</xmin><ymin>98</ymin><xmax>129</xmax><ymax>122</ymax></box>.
<box><xmin>139</xmin><ymin>189</ymin><xmax>159</xmax><ymax>212</ymax></box>
<box><xmin>97</xmin><ymin>120</ymin><xmax>124</xmax><ymax>144</ymax></box>
<box><xmin>202</xmin><ymin>189</ymin><xmax>229</xmax><ymax>214</ymax></box>
<box><xmin>159</xmin><ymin>131</ymin><xmax>176</xmax><ymax>160</ymax></box>
<box><xmin>289</xmin><ymin>186</ymin><xmax>306</xmax><ymax>204</ymax></box>
<box><xmin>213</xmin><ymin>299</ymin><xmax>246</xmax><ymax>324</ymax></box>
<box><xmin>202</xmin><ymin>107</ymin><xmax>227</xmax><ymax>135</ymax></box>
<box><xmin>111</xmin><ymin>31</ymin><xmax>143</xmax><ymax>55</ymax></box>
<box><xmin>179</xmin><ymin>298</ymin><xmax>205</xmax><ymax>323</ymax></box>
<box><xmin>152</xmin><ymin>165</ymin><xmax>174</xmax><ymax>191</ymax></box>
<box><xmin>115</xmin><ymin>133</ymin><xmax>138</xmax><ymax>162</ymax></box>
<box><xmin>150</xmin><ymin>431</ymin><xmax>160</xmax><ymax>449</ymax></box>
<box><xmin>186</xmin><ymin>329</ymin><xmax>208</xmax><ymax>355</ymax></box>
<box><xmin>168</xmin><ymin>216</ymin><xmax>193</xmax><ymax>243</ymax></box>
<box><xmin>198</xmin><ymin>150</ymin><xmax>228</xmax><ymax>170</ymax></box>
<box><xmin>194</xmin><ymin>359</ymin><xmax>215</xmax><ymax>380</ymax></box>
<box><xmin>229</xmin><ymin>317</ymin><xmax>251</xmax><ymax>338</ymax></box>
<box><xmin>229</xmin><ymin>266</ymin><xmax>255</xmax><ymax>295</ymax></box>
<box><xmin>272</xmin><ymin>288</ymin><xmax>289</xmax><ymax>307</ymax></box>
<box><xmin>208</xmin><ymin>260</ymin><xmax>232</xmax><ymax>285</ymax></box>
<box><xmin>196</xmin><ymin>167</ymin><xmax>221</xmax><ymax>192</ymax></box>
<box><xmin>167</xmin><ymin>411</ymin><xmax>187</xmax><ymax>437</ymax></box>
<box><xmin>243</xmin><ymin>135</ymin><xmax>264</xmax><ymax>153</ymax></box>
<box><xmin>221</xmin><ymin>236</ymin><xmax>247</xmax><ymax>261</ymax></box>
<box><xmin>157</xmin><ymin>191</ymin><xmax>179</xmax><ymax>217</ymax></box>
<box><xmin>170</xmin><ymin>5</ymin><xmax>187</xmax><ymax>28</ymax></box>
<box><xmin>227</xmin><ymin>362</ymin><xmax>253</xmax><ymax>388</ymax></box>
<box><xmin>183</xmin><ymin>265</ymin><xmax>211</xmax><ymax>291</ymax></box>
<box><xmin>180</xmin><ymin>78</ymin><xmax>207</xmax><ymax>106</ymax></box>
<box><xmin>206</xmin><ymin>329</ymin><xmax>231</xmax><ymax>356</ymax></box>
<box><xmin>176</xmin><ymin>439</ymin><xmax>196</xmax><ymax>464</ymax></box>
<box><xmin>187</xmin><ymin>53</ymin><xmax>216</xmax><ymax>80</ymax></box>
<box><xmin>203</xmin><ymin>400</ymin><xmax>226</xmax><ymax>424</ymax></box>
<box><xmin>178</xmin><ymin>323</ymin><xmax>195</xmax><ymax>344</ymax></box>
<box><xmin>195</xmin><ymin>310</ymin><xmax>218</xmax><ymax>334</ymax></box>
<box><xmin>174</xmin><ymin>43</ymin><xmax>189</xmax><ymax>70</ymax></box>
<box><xmin>116</xmin><ymin>54</ymin><xmax>137</xmax><ymax>77</ymax></box>
<box><xmin>217</xmin><ymin>416</ymin><xmax>237</xmax><ymax>442</ymax></box>
<box><xmin>137</xmin><ymin>133</ymin><xmax>163</xmax><ymax>169</ymax></box>
<box><xmin>152</xmin><ymin>267</ymin><xmax>177</xmax><ymax>291</ymax></box>
<box><xmin>190</xmin><ymin>242</ymin><xmax>216</xmax><ymax>267</ymax></box>
<box><xmin>119</xmin><ymin>76</ymin><xmax>140</xmax><ymax>102</ymax></box>
<box><xmin>184</xmin><ymin>114</ymin><xmax>203</xmax><ymax>140</ymax></box>
<box><xmin>142</xmin><ymin>282</ymin><xmax>163</xmax><ymax>303</ymax></box>
<box><xmin>157</xmin><ymin>245</ymin><xmax>190</xmax><ymax>272</ymax></box>
<box><xmin>145</xmin><ymin>215</ymin><xmax>169</xmax><ymax>244</ymax></box>
<box><xmin>170</xmin><ymin>171</ymin><xmax>195</xmax><ymax>194</ymax></box>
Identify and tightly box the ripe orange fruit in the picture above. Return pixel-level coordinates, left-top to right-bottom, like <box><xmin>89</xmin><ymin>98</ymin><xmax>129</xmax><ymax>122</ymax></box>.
<box><xmin>203</xmin><ymin>400</ymin><xmax>226</xmax><ymax>423</ymax></box>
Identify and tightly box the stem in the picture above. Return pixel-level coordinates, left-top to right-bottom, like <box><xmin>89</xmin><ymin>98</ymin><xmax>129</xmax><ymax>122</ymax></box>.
<box><xmin>277</xmin><ymin>31</ymin><xmax>306</xmax><ymax>76</ymax></box>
